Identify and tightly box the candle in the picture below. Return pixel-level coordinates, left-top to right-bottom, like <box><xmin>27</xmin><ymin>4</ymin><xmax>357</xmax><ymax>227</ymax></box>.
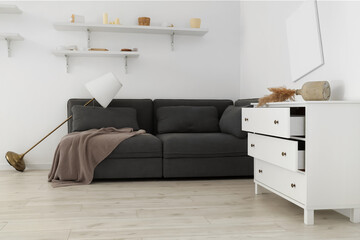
<box><xmin>115</xmin><ymin>18</ymin><xmax>120</xmax><ymax>25</ymax></box>
<box><xmin>103</xmin><ymin>13</ymin><xmax>108</xmax><ymax>24</ymax></box>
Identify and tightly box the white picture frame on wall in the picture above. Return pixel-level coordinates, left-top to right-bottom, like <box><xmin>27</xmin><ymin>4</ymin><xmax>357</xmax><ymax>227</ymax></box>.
<box><xmin>286</xmin><ymin>0</ymin><xmax>324</xmax><ymax>82</ymax></box>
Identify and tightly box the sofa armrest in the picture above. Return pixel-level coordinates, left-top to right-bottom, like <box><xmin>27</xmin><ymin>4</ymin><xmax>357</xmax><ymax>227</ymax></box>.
<box><xmin>234</xmin><ymin>98</ymin><xmax>258</xmax><ymax>107</ymax></box>
<box><xmin>219</xmin><ymin>105</ymin><xmax>248</xmax><ymax>139</ymax></box>
<box><xmin>220</xmin><ymin>99</ymin><xmax>259</xmax><ymax>138</ymax></box>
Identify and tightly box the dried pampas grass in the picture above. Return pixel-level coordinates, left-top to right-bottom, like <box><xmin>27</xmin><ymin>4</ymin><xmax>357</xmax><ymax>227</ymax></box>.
<box><xmin>258</xmin><ymin>87</ymin><xmax>296</xmax><ymax>107</ymax></box>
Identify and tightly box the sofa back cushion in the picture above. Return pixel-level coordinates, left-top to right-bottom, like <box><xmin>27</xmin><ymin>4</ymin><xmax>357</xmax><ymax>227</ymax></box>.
<box><xmin>67</xmin><ymin>99</ymin><xmax>153</xmax><ymax>133</ymax></box>
<box><xmin>153</xmin><ymin>99</ymin><xmax>233</xmax><ymax>133</ymax></box>
<box><xmin>72</xmin><ymin>105</ymin><xmax>139</xmax><ymax>132</ymax></box>
<box><xmin>157</xmin><ymin>106</ymin><xmax>219</xmax><ymax>133</ymax></box>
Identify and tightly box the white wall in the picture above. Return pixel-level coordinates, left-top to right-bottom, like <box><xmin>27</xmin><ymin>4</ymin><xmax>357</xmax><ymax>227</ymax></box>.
<box><xmin>0</xmin><ymin>1</ymin><xmax>241</xmax><ymax>169</ymax></box>
<box><xmin>240</xmin><ymin>0</ymin><xmax>359</xmax><ymax>101</ymax></box>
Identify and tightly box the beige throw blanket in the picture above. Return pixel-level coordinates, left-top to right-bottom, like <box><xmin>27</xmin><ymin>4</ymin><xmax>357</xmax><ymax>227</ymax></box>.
<box><xmin>48</xmin><ymin>127</ymin><xmax>145</xmax><ymax>187</ymax></box>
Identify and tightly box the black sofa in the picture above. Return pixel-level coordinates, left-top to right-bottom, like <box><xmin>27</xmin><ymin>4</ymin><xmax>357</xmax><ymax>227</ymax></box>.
<box><xmin>67</xmin><ymin>99</ymin><xmax>256</xmax><ymax>179</ymax></box>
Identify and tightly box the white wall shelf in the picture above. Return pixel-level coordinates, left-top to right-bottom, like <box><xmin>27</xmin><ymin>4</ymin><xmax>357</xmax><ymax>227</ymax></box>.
<box><xmin>53</xmin><ymin>23</ymin><xmax>208</xmax><ymax>50</ymax></box>
<box><xmin>53</xmin><ymin>23</ymin><xmax>208</xmax><ymax>35</ymax></box>
<box><xmin>0</xmin><ymin>33</ymin><xmax>24</xmax><ymax>57</ymax></box>
<box><xmin>0</xmin><ymin>4</ymin><xmax>23</xmax><ymax>57</ymax></box>
<box><xmin>0</xmin><ymin>4</ymin><xmax>22</xmax><ymax>14</ymax></box>
<box><xmin>53</xmin><ymin>50</ymin><xmax>139</xmax><ymax>73</ymax></box>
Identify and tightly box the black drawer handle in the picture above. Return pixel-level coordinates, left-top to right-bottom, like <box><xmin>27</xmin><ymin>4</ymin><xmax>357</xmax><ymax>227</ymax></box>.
<box><xmin>281</xmin><ymin>152</ymin><xmax>287</xmax><ymax>156</ymax></box>
<box><xmin>251</xmin><ymin>144</ymin><xmax>255</xmax><ymax>147</ymax></box>
<box><xmin>291</xmin><ymin>183</ymin><xmax>296</xmax><ymax>188</ymax></box>
<box><xmin>258</xmin><ymin>169</ymin><xmax>263</xmax><ymax>173</ymax></box>
<box><xmin>244</xmin><ymin>118</ymin><xmax>249</xmax><ymax>122</ymax></box>
<box><xmin>274</xmin><ymin>120</ymin><xmax>279</xmax><ymax>124</ymax></box>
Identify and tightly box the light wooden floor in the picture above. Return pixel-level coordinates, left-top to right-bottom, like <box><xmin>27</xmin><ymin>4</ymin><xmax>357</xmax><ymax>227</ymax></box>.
<box><xmin>1</xmin><ymin>170</ymin><xmax>360</xmax><ymax>240</ymax></box>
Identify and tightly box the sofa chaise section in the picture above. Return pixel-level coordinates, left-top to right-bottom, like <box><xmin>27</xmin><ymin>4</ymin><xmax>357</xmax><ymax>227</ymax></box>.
<box><xmin>154</xmin><ymin>99</ymin><xmax>253</xmax><ymax>178</ymax></box>
<box><xmin>67</xmin><ymin>99</ymin><xmax>163</xmax><ymax>179</ymax></box>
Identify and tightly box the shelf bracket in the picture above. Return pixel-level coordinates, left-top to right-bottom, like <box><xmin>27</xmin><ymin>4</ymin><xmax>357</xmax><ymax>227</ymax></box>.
<box><xmin>65</xmin><ymin>55</ymin><xmax>69</xmax><ymax>73</ymax></box>
<box><xmin>87</xmin><ymin>29</ymin><xmax>91</xmax><ymax>49</ymax></box>
<box><xmin>5</xmin><ymin>38</ymin><xmax>10</xmax><ymax>57</ymax></box>
<box><xmin>124</xmin><ymin>56</ymin><xmax>128</xmax><ymax>74</ymax></box>
<box><xmin>171</xmin><ymin>32</ymin><xmax>175</xmax><ymax>51</ymax></box>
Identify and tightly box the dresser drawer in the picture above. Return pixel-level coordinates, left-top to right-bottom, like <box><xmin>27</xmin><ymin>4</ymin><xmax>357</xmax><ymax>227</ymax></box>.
<box><xmin>248</xmin><ymin>133</ymin><xmax>305</xmax><ymax>172</ymax></box>
<box><xmin>242</xmin><ymin>108</ymin><xmax>305</xmax><ymax>138</ymax></box>
<box><xmin>255</xmin><ymin>159</ymin><xmax>306</xmax><ymax>204</ymax></box>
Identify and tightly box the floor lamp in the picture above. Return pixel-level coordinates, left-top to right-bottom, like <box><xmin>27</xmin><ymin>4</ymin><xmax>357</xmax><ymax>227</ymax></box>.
<box><xmin>5</xmin><ymin>72</ymin><xmax>122</xmax><ymax>172</ymax></box>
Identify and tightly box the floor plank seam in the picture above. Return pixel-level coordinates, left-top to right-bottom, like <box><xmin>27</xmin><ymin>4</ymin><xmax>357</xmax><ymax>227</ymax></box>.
<box><xmin>66</xmin><ymin>229</ymin><xmax>71</xmax><ymax>240</ymax></box>
<box><xmin>204</xmin><ymin>217</ymin><xmax>212</xmax><ymax>224</ymax></box>
<box><xmin>0</xmin><ymin>222</ymin><xmax>7</xmax><ymax>231</ymax></box>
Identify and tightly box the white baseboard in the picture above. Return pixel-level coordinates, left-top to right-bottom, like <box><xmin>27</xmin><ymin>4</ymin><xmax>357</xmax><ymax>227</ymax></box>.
<box><xmin>0</xmin><ymin>163</ymin><xmax>51</xmax><ymax>170</ymax></box>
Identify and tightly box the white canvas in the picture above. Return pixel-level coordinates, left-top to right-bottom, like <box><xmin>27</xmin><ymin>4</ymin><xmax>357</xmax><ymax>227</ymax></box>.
<box><xmin>286</xmin><ymin>0</ymin><xmax>324</xmax><ymax>82</ymax></box>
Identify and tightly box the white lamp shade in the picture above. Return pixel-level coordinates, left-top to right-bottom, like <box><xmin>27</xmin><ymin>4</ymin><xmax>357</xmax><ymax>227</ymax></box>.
<box><xmin>85</xmin><ymin>72</ymin><xmax>122</xmax><ymax>108</ymax></box>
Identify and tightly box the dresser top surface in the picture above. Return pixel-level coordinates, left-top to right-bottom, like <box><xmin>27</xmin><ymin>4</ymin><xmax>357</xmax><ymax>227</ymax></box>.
<box><xmin>251</xmin><ymin>101</ymin><xmax>360</xmax><ymax>107</ymax></box>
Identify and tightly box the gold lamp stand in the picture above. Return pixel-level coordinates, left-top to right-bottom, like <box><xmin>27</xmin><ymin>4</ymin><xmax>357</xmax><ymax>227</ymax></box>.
<box><xmin>5</xmin><ymin>98</ymin><xmax>95</xmax><ymax>172</ymax></box>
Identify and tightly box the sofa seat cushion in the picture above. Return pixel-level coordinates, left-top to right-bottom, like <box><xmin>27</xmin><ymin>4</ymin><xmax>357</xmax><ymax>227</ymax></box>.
<box><xmin>107</xmin><ymin>134</ymin><xmax>162</xmax><ymax>159</ymax></box>
<box><xmin>157</xmin><ymin>133</ymin><xmax>247</xmax><ymax>159</ymax></box>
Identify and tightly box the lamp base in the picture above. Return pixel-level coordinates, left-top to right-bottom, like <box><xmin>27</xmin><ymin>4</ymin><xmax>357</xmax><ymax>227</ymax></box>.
<box><xmin>5</xmin><ymin>151</ymin><xmax>25</xmax><ymax>172</ymax></box>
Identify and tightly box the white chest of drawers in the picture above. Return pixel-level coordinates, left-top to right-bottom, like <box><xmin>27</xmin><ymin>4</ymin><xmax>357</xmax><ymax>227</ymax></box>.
<box><xmin>242</xmin><ymin>101</ymin><xmax>360</xmax><ymax>225</ymax></box>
